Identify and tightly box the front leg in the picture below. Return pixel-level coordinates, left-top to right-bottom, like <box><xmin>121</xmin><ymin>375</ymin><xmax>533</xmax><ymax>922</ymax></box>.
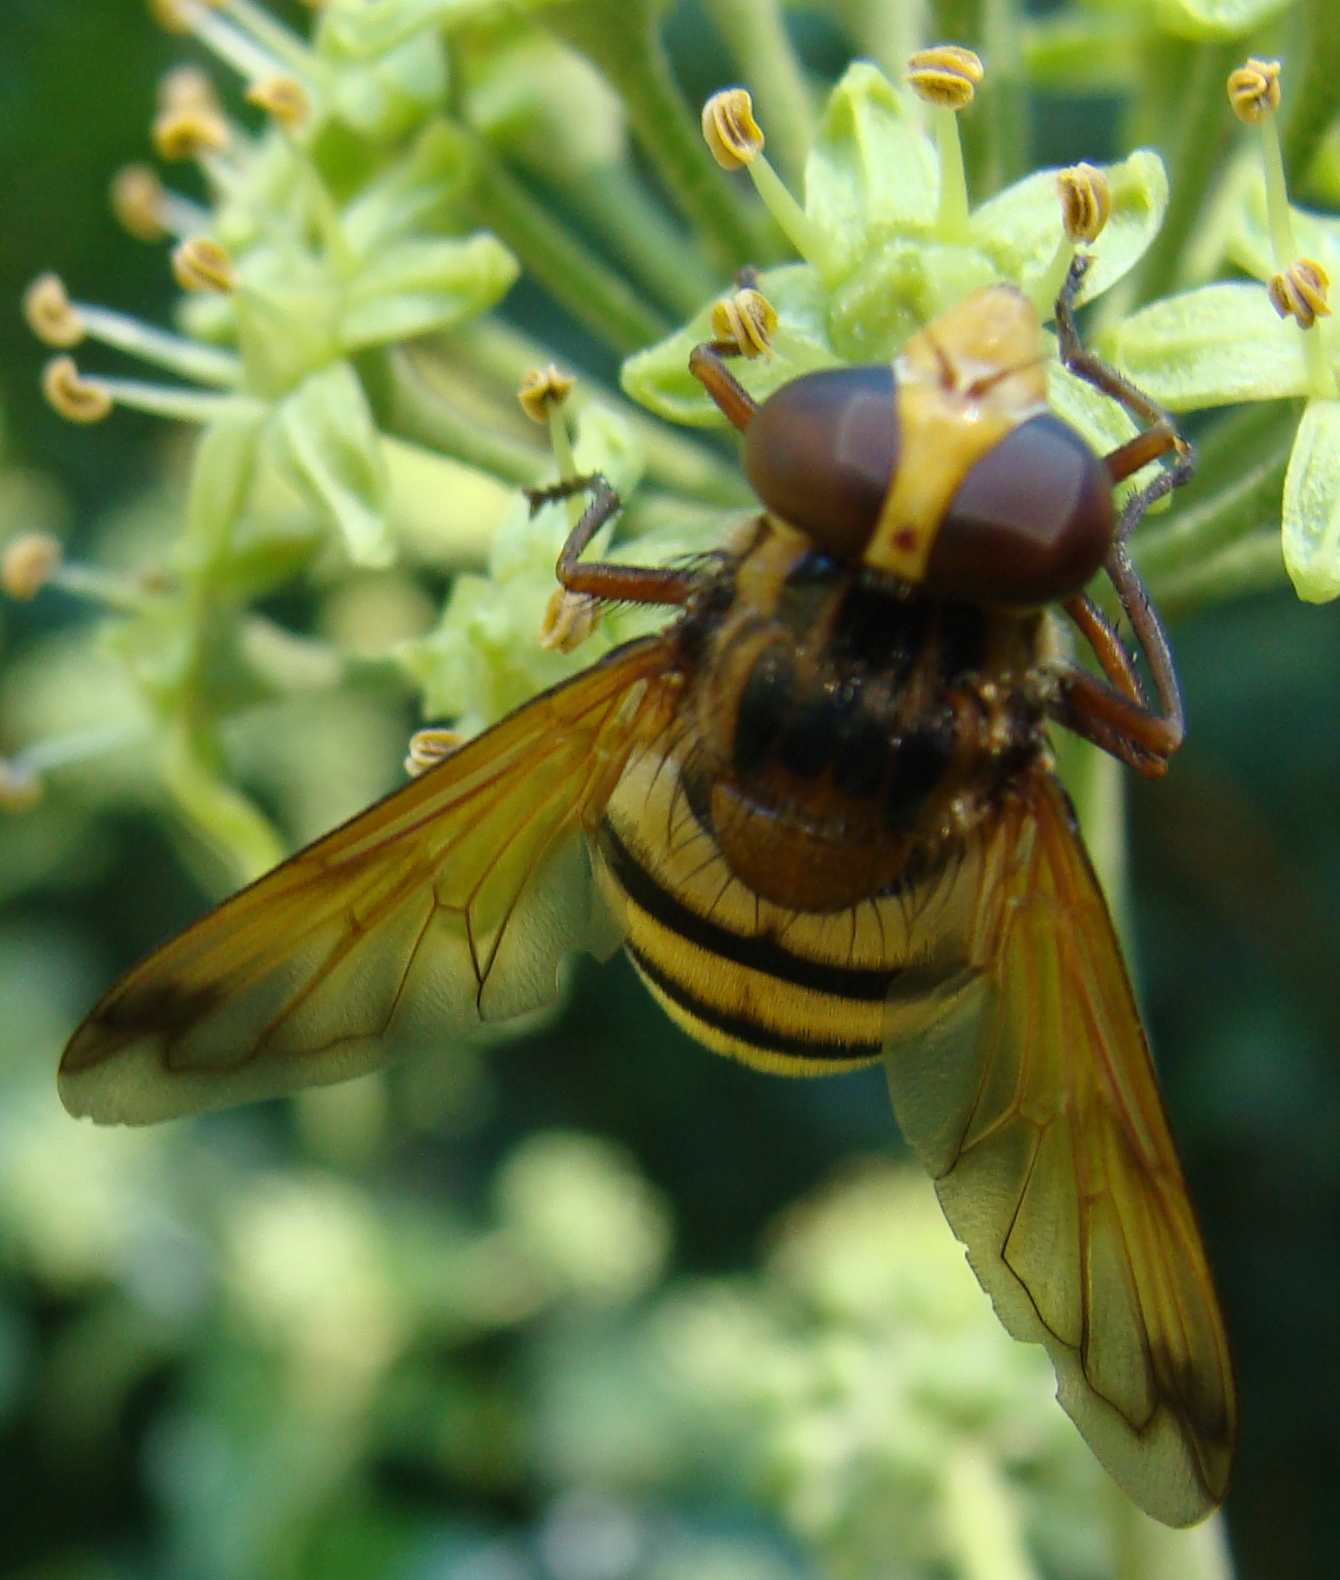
<box><xmin>530</xmin><ymin>472</ymin><xmax>704</xmax><ymax>608</ymax></box>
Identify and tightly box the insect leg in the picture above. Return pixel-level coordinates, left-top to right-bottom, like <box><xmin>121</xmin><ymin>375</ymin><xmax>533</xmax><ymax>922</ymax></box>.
<box><xmin>547</xmin><ymin>472</ymin><xmax>703</xmax><ymax>607</ymax></box>
<box><xmin>688</xmin><ymin>343</ymin><xmax>758</xmax><ymax>432</ymax></box>
<box><xmin>1050</xmin><ymin>563</ymin><xmax>1184</xmax><ymax>778</ymax></box>
<box><xmin>1046</xmin><ymin>256</ymin><xmax>1188</xmax><ymax>775</ymax></box>
<box><xmin>1053</xmin><ymin>255</ymin><xmax>1194</xmax><ymax>537</ymax></box>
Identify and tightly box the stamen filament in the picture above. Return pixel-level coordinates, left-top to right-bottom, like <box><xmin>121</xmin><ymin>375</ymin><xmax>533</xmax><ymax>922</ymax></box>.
<box><xmin>82</xmin><ymin>302</ymin><xmax>242</xmax><ymax>387</ymax></box>
<box><xmin>175</xmin><ymin>0</ymin><xmax>285</xmax><ymax>83</ymax></box>
<box><xmin>932</xmin><ymin>105</ymin><xmax>971</xmax><ymax>239</ymax></box>
<box><xmin>745</xmin><ymin>153</ymin><xmax>840</xmax><ymax>277</ymax></box>
<box><xmin>97</xmin><ymin>374</ymin><xmax>264</xmax><ymax>425</ymax></box>
<box><xmin>15</xmin><ymin>721</ymin><xmax>150</xmax><ymax>777</ymax></box>
<box><xmin>222</xmin><ymin>0</ymin><xmax>315</xmax><ymax>77</ymax></box>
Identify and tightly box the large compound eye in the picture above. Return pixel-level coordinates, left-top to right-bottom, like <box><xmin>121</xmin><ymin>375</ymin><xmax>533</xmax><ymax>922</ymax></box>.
<box><xmin>925</xmin><ymin>413</ymin><xmax>1115</xmax><ymax>605</ymax></box>
<box><xmin>742</xmin><ymin>366</ymin><xmax>898</xmax><ymax>558</ymax></box>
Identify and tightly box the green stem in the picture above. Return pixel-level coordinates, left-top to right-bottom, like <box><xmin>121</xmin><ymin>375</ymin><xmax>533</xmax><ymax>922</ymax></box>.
<box><xmin>1143</xmin><ymin>531</ymin><xmax>1286</xmax><ymax>622</ymax></box>
<box><xmin>1125</xmin><ymin>38</ymin><xmax>1240</xmax><ymax>307</ymax></box>
<box><xmin>929</xmin><ymin>0</ymin><xmax>1028</xmax><ymax>196</ymax></box>
<box><xmin>562</xmin><ymin>164</ymin><xmax>717</xmax><ymax>317</ymax></box>
<box><xmin>1107</xmin><ymin>1485</ymin><xmax>1236</xmax><ymax>1580</ymax></box>
<box><xmin>379</xmin><ymin>349</ymin><xmax>547</xmax><ymax>486</ymax></box>
<box><xmin>705</xmin><ymin>0</ymin><xmax>815</xmax><ymax>189</ymax></box>
<box><xmin>834</xmin><ymin>0</ymin><xmax>927</xmax><ymax>75</ymax></box>
<box><xmin>538</xmin><ymin>0</ymin><xmax>767</xmax><ymax>271</ymax></box>
<box><xmin>162</xmin><ymin>718</ymin><xmax>286</xmax><ymax>885</ymax></box>
<box><xmin>1132</xmin><ymin>416</ymin><xmax>1294</xmax><ymax>591</ymax></box>
<box><xmin>939</xmin><ymin>1444</ymin><xmax>1038</xmax><ymax>1580</ymax></box>
<box><xmin>1282</xmin><ymin>0</ymin><xmax>1340</xmax><ymax>193</ymax></box>
<box><xmin>1055</xmin><ymin>732</ymin><xmax>1129</xmax><ymax>937</ymax></box>
<box><xmin>458</xmin><ymin>132</ymin><xmax>670</xmax><ymax>353</ymax></box>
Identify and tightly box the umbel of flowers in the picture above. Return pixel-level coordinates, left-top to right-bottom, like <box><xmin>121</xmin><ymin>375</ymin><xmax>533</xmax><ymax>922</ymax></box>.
<box><xmin>6</xmin><ymin>0</ymin><xmax>1339</xmax><ymax>1566</ymax></box>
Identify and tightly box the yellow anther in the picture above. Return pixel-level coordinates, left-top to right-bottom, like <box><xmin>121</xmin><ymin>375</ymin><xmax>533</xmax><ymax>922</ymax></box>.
<box><xmin>539</xmin><ymin>589</ymin><xmax>599</xmax><ymax>654</ymax></box>
<box><xmin>701</xmin><ymin>88</ymin><xmax>765</xmax><ymax>170</ymax></box>
<box><xmin>1267</xmin><ymin>258</ymin><xmax>1331</xmax><ymax>329</ymax></box>
<box><xmin>246</xmin><ymin>74</ymin><xmax>311</xmax><ymax>130</ymax></box>
<box><xmin>153</xmin><ymin>106</ymin><xmax>230</xmax><ymax>161</ymax></box>
<box><xmin>172</xmin><ymin>237</ymin><xmax>237</xmax><ymax>293</ymax></box>
<box><xmin>0</xmin><ymin>759</ymin><xmax>42</xmax><ymax>813</ymax></box>
<box><xmin>1227</xmin><ymin>58</ymin><xmax>1281</xmax><ymax>124</ymax></box>
<box><xmin>710</xmin><ymin>287</ymin><xmax>778</xmax><ymax>359</ymax></box>
<box><xmin>111</xmin><ymin>165</ymin><xmax>169</xmax><ymax>242</ymax></box>
<box><xmin>158</xmin><ymin>64</ymin><xmax>220</xmax><ymax>115</ymax></box>
<box><xmin>23</xmin><ymin>274</ymin><xmax>85</xmax><ymax>348</ymax></box>
<box><xmin>404</xmin><ymin>727</ymin><xmax>465</xmax><ymax>778</ymax></box>
<box><xmin>517</xmin><ymin>364</ymin><xmax>575</xmax><ymax>423</ymax></box>
<box><xmin>150</xmin><ymin>0</ymin><xmax>224</xmax><ymax>33</ymax></box>
<box><xmin>906</xmin><ymin>45</ymin><xmax>984</xmax><ymax>110</ymax></box>
<box><xmin>42</xmin><ymin>357</ymin><xmax>113</xmax><ymax>424</ymax></box>
<box><xmin>1057</xmin><ymin>163</ymin><xmax>1111</xmax><ymax>245</ymax></box>
<box><xmin>2</xmin><ymin>533</ymin><xmax>63</xmax><ymax>601</ymax></box>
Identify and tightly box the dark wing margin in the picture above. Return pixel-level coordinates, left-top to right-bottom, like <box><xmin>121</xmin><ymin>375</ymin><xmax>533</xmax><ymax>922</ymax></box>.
<box><xmin>60</xmin><ymin>637</ymin><xmax>677</xmax><ymax>1126</ymax></box>
<box><xmin>883</xmin><ymin>770</ymin><xmax>1236</xmax><ymax>1527</ymax></box>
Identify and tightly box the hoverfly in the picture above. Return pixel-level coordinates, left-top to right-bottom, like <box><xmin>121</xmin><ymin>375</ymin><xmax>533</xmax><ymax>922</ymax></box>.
<box><xmin>59</xmin><ymin>257</ymin><xmax>1234</xmax><ymax>1528</ymax></box>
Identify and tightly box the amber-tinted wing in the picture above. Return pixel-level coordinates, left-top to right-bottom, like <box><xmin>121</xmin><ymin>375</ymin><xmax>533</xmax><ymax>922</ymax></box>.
<box><xmin>61</xmin><ymin>637</ymin><xmax>677</xmax><ymax>1126</ymax></box>
<box><xmin>883</xmin><ymin>769</ymin><xmax>1235</xmax><ymax>1527</ymax></box>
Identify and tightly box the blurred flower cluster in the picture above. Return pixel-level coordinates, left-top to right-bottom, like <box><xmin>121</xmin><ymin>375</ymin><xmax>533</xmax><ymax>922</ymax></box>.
<box><xmin>5</xmin><ymin>0</ymin><xmax>1338</xmax><ymax>1574</ymax></box>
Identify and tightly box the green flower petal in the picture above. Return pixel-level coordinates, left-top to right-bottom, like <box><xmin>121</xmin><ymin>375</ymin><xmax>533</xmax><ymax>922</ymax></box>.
<box><xmin>1283</xmin><ymin>398</ymin><xmax>1340</xmax><ymax>602</ymax></box>
<box><xmin>316</xmin><ymin>0</ymin><xmax>470</xmax><ymax>62</ymax></box>
<box><xmin>826</xmin><ymin>241</ymin><xmax>998</xmax><ymax>362</ymax></box>
<box><xmin>1047</xmin><ymin>357</ymin><xmax>1137</xmax><ymax>464</ymax></box>
<box><xmin>620</xmin><ymin>266</ymin><xmax>838</xmax><ymax>426</ymax></box>
<box><xmin>972</xmin><ymin>150</ymin><xmax>1169</xmax><ymax>304</ymax></box>
<box><xmin>266</xmin><ymin>363</ymin><xmax>394</xmax><ymax>567</ymax></box>
<box><xmin>338</xmin><ymin>233</ymin><xmax>519</xmax><ymax>348</ymax></box>
<box><xmin>235</xmin><ymin>249</ymin><xmax>342</xmax><ymax>399</ymax></box>
<box><xmin>1153</xmin><ymin>0</ymin><xmax>1292</xmax><ymax>43</ymax></box>
<box><xmin>460</xmin><ymin>23</ymin><xmax>625</xmax><ymax>176</ymax></box>
<box><xmin>341</xmin><ymin>122</ymin><xmax>479</xmax><ymax>254</ymax></box>
<box><xmin>1099</xmin><ymin>282</ymin><xmax>1310</xmax><ymax>408</ymax></box>
<box><xmin>803</xmin><ymin>62</ymin><xmax>938</xmax><ymax>283</ymax></box>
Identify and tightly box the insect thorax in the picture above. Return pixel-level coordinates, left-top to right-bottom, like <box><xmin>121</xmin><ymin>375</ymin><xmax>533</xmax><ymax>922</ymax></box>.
<box><xmin>666</xmin><ymin>517</ymin><xmax>1051</xmax><ymax>912</ymax></box>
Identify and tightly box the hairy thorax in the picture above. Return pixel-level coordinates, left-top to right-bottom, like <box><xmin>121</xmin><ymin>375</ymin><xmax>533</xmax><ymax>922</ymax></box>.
<box><xmin>670</xmin><ymin>518</ymin><xmax>1052</xmax><ymax>912</ymax></box>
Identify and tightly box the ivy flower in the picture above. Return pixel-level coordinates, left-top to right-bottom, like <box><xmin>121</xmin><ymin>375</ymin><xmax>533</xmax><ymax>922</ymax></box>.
<box><xmin>10</xmin><ymin>4</ymin><xmax>1339</xmax><ymax>1569</ymax></box>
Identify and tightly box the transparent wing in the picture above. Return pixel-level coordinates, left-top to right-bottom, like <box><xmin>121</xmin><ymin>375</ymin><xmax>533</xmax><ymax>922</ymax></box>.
<box><xmin>61</xmin><ymin>637</ymin><xmax>676</xmax><ymax>1126</ymax></box>
<box><xmin>884</xmin><ymin>771</ymin><xmax>1235</xmax><ymax>1527</ymax></box>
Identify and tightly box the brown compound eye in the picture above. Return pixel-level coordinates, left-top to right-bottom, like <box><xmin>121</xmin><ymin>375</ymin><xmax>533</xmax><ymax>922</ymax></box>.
<box><xmin>924</xmin><ymin>413</ymin><xmax>1115</xmax><ymax>605</ymax></box>
<box><xmin>742</xmin><ymin>366</ymin><xmax>898</xmax><ymax>559</ymax></box>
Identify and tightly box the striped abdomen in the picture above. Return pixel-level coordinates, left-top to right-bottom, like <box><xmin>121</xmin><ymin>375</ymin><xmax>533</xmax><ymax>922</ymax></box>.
<box><xmin>594</xmin><ymin>748</ymin><xmax>983</xmax><ymax>1075</ymax></box>
<box><xmin>590</xmin><ymin>519</ymin><xmax>1048</xmax><ymax>1074</ymax></box>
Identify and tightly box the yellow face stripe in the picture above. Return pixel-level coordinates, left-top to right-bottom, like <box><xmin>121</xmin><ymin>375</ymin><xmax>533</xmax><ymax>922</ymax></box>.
<box><xmin>869</xmin><ymin>284</ymin><xmax>1050</xmax><ymax>581</ymax></box>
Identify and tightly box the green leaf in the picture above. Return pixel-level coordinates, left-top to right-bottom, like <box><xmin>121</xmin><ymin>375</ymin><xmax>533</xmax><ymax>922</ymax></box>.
<box><xmin>338</xmin><ymin>233</ymin><xmax>519</xmax><ymax>348</ymax></box>
<box><xmin>1283</xmin><ymin>398</ymin><xmax>1340</xmax><ymax>601</ymax></box>
<box><xmin>620</xmin><ymin>266</ymin><xmax>838</xmax><ymax>426</ymax></box>
<box><xmin>803</xmin><ymin>62</ymin><xmax>938</xmax><ymax>282</ymax></box>
<box><xmin>1153</xmin><ymin>0</ymin><xmax>1292</xmax><ymax>42</ymax></box>
<box><xmin>972</xmin><ymin>150</ymin><xmax>1169</xmax><ymax>304</ymax></box>
<box><xmin>266</xmin><ymin>363</ymin><xmax>394</xmax><ymax>567</ymax></box>
<box><xmin>1099</xmin><ymin>282</ymin><xmax>1310</xmax><ymax>408</ymax></box>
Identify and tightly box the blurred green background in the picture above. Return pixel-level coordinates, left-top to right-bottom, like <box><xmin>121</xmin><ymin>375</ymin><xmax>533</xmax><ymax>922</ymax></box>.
<box><xmin>3</xmin><ymin>5</ymin><xmax>1338</xmax><ymax>1578</ymax></box>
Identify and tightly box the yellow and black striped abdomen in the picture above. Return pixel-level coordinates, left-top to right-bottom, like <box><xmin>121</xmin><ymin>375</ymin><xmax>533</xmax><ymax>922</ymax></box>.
<box><xmin>594</xmin><ymin>750</ymin><xmax>984</xmax><ymax>1076</ymax></box>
